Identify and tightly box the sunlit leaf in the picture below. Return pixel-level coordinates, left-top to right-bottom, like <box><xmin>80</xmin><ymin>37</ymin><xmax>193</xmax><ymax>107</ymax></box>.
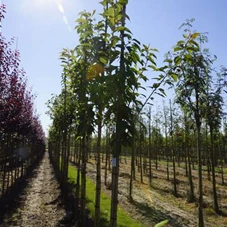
<box><xmin>164</xmin><ymin>59</ymin><xmax>173</xmax><ymax>63</ymax></box>
<box><xmin>99</xmin><ymin>56</ymin><xmax>108</xmax><ymax>65</ymax></box>
<box><xmin>174</xmin><ymin>56</ymin><xmax>182</xmax><ymax>65</ymax></box>
<box><xmin>154</xmin><ymin>220</ymin><xmax>169</xmax><ymax>227</ymax></box>
<box><xmin>190</xmin><ymin>32</ymin><xmax>200</xmax><ymax>39</ymax></box>
<box><xmin>174</xmin><ymin>46</ymin><xmax>183</xmax><ymax>52</ymax></box>
<box><xmin>170</xmin><ymin>73</ymin><xmax>178</xmax><ymax>82</ymax></box>
<box><xmin>188</xmin><ymin>39</ymin><xmax>200</xmax><ymax>48</ymax></box>
<box><xmin>76</xmin><ymin>17</ymin><xmax>86</xmax><ymax>23</ymax></box>
<box><xmin>186</xmin><ymin>46</ymin><xmax>199</xmax><ymax>53</ymax></box>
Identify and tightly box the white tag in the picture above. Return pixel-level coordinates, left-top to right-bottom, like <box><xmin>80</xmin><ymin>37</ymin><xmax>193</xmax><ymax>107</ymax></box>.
<box><xmin>112</xmin><ymin>158</ymin><xmax>116</xmax><ymax>167</ymax></box>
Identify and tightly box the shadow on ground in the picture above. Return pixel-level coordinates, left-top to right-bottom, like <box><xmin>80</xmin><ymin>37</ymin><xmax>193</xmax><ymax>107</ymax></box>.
<box><xmin>0</xmin><ymin>156</ymin><xmax>43</xmax><ymax>224</ymax></box>
<box><xmin>131</xmin><ymin>198</ymin><xmax>183</xmax><ymax>227</ymax></box>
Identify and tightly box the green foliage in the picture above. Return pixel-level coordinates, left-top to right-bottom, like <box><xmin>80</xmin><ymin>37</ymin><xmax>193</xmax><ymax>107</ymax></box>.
<box><xmin>154</xmin><ymin>219</ymin><xmax>169</xmax><ymax>227</ymax></box>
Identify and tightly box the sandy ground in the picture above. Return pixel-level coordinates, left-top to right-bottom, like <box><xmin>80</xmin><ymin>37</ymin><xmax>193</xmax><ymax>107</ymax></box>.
<box><xmin>1</xmin><ymin>152</ymin><xmax>67</xmax><ymax>227</ymax></box>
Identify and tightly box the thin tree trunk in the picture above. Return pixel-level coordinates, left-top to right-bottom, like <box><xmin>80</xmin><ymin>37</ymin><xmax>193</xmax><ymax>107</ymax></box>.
<box><xmin>139</xmin><ymin>121</ymin><xmax>143</xmax><ymax>184</ymax></box>
<box><xmin>104</xmin><ymin>127</ymin><xmax>109</xmax><ymax>186</ymax></box>
<box><xmin>194</xmin><ymin>90</ymin><xmax>204</xmax><ymax>226</ymax></box>
<box><xmin>170</xmin><ymin>100</ymin><xmax>177</xmax><ymax>197</ymax></box>
<box><xmin>184</xmin><ymin>109</ymin><xmax>194</xmax><ymax>202</ymax></box>
<box><xmin>139</xmin><ymin>142</ymin><xmax>143</xmax><ymax>183</ymax></box>
<box><xmin>80</xmin><ymin>135</ymin><xmax>87</xmax><ymax>227</ymax></box>
<box><xmin>75</xmin><ymin>140</ymin><xmax>81</xmax><ymax>221</ymax></box>
<box><xmin>148</xmin><ymin>107</ymin><xmax>152</xmax><ymax>186</ymax></box>
<box><xmin>95</xmin><ymin>107</ymin><xmax>102</xmax><ymax>227</ymax></box>
<box><xmin>129</xmin><ymin>141</ymin><xmax>135</xmax><ymax>201</ymax></box>
<box><xmin>210</xmin><ymin>128</ymin><xmax>219</xmax><ymax>213</ymax></box>
<box><xmin>197</xmin><ymin>124</ymin><xmax>204</xmax><ymax>227</ymax></box>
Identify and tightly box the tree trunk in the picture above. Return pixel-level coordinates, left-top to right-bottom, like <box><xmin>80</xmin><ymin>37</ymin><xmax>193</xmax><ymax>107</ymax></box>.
<box><xmin>110</xmin><ymin>4</ymin><xmax>126</xmax><ymax>227</ymax></box>
<box><xmin>139</xmin><ymin>131</ymin><xmax>143</xmax><ymax>184</ymax></box>
<box><xmin>170</xmin><ymin>100</ymin><xmax>177</xmax><ymax>197</ymax></box>
<box><xmin>95</xmin><ymin>107</ymin><xmax>102</xmax><ymax>227</ymax></box>
<box><xmin>80</xmin><ymin>135</ymin><xmax>87</xmax><ymax>227</ymax></box>
<box><xmin>148</xmin><ymin>107</ymin><xmax>152</xmax><ymax>186</ymax></box>
<box><xmin>195</xmin><ymin>96</ymin><xmax>204</xmax><ymax>226</ymax></box>
<box><xmin>197</xmin><ymin>124</ymin><xmax>204</xmax><ymax>227</ymax></box>
<box><xmin>210</xmin><ymin>128</ymin><xmax>219</xmax><ymax>213</ymax></box>
<box><xmin>105</xmin><ymin>127</ymin><xmax>109</xmax><ymax>186</ymax></box>
<box><xmin>129</xmin><ymin>142</ymin><xmax>135</xmax><ymax>201</ymax></box>
<box><xmin>75</xmin><ymin>139</ymin><xmax>81</xmax><ymax>221</ymax></box>
<box><xmin>110</xmin><ymin>126</ymin><xmax>120</xmax><ymax>227</ymax></box>
<box><xmin>184</xmin><ymin>109</ymin><xmax>194</xmax><ymax>202</ymax></box>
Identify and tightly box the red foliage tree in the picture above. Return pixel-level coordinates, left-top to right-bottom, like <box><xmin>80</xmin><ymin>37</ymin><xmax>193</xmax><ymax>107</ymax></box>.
<box><xmin>0</xmin><ymin>4</ymin><xmax>45</xmax><ymax>144</ymax></box>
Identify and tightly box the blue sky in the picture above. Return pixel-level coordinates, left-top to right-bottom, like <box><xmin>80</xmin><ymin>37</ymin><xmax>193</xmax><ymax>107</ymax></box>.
<box><xmin>2</xmin><ymin>0</ymin><xmax>227</xmax><ymax>135</ymax></box>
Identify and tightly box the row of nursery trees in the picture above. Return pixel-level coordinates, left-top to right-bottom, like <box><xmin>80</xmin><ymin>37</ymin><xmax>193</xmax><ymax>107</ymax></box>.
<box><xmin>0</xmin><ymin>4</ymin><xmax>45</xmax><ymax>198</ymax></box>
<box><xmin>47</xmin><ymin>0</ymin><xmax>227</xmax><ymax>227</ymax></box>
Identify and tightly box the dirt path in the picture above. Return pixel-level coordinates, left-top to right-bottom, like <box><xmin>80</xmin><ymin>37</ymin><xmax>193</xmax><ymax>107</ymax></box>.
<box><xmin>1</xmin><ymin>152</ymin><xmax>66</xmax><ymax>227</ymax></box>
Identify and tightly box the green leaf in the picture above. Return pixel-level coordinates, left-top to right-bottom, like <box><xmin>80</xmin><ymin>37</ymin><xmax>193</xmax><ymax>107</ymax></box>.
<box><xmin>152</xmin><ymin>83</ymin><xmax>160</xmax><ymax>89</ymax></box>
<box><xmin>150</xmin><ymin>48</ymin><xmax>159</xmax><ymax>52</ymax></box>
<box><xmin>106</xmin><ymin>7</ymin><xmax>114</xmax><ymax>17</ymax></box>
<box><xmin>119</xmin><ymin>0</ymin><xmax>128</xmax><ymax>4</ymax></box>
<box><xmin>177</xmin><ymin>40</ymin><xmax>185</xmax><ymax>46</ymax></box>
<box><xmin>106</xmin><ymin>7</ymin><xmax>115</xmax><ymax>25</ymax></box>
<box><xmin>158</xmin><ymin>88</ymin><xmax>166</xmax><ymax>96</ymax></box>
<box><xmin>174</xmin><ymin>46</ymin><xmax>183</xmax><ymax>52</ymax></box>
<box><xmin>170</xmin><ymin>73</ymin><xmax>178</xmax><ymax>82</ymax></box>
<box><xmin>184</xmin><ymin>54</ymin><xmax>193</xmax><ymax>64</ymax></box>
<box><xmin>147</xmin><ymin>57</ymin><xmax>156</xmax><ymax>66</ymax></box>
<box><xmin>143</xmin><ymin>44</ymin><xmax>149</xmax><ymax>52</ymax></box>
<box><xmin>174</xmin><ymin>56</ymin><xmax>182</xmax><ymax>65</ymax></box>
<box><xmin>99</xmin><ymin>57</ymin><xmax>108</xmax><ymax>64</ymax></box>
<box><xmin>164</xmin><ymin>59</ymin><xmax>173</xmax><ymax>63</ymax></box>
<box><xmin>123</xmin><ymin>33</ymin><xmax>132</xmax><ymax>39</ymax></box>
<box><xmin>92</xmin><ymin>9</ymin><xmax>96</xmax><ymax>16</ymax></box>
<box><xmin>154</xmin><ymin>219</ymin><xmax>169</xmax><ymax>227</ymax></box>
<box><xmin>76</xmin><ymin>17</ymin><xmax>85</xmax><ymax>23</ymax></box>
<box><xmin>133</xmin><ymin>38</ymin><xmax>141</xmax><ymax>45</ymax></box>
<box><xmin>186</xmin><ymin>46</ymin><xmax>199</xmax><ymax>53</ymax></box>
<box><xmin>191</xmin><ymin>32</ymin><xmax>200</xmax><ymax>39</ymax></box>
<box><xmin>188</xmin><ymin>39</ymin><xmax>200</xmax><ymax>48</ymax></box>
<box><xmin>117</xmin><ymin>26</ymin><xmax>132</xmax><ymax>33</ymax></box>
<box><xmin>148</xmin><ymin>65</ymin><xmax>158</xmax><ymax>71</ymax></box>
<box><xmin>157</xmin><ymin>65</ymin><xmax>168</xmax><ymax>71</ymax></box>
<box><xmin>111</xmin><ymin>35</ymin><xmax>120</xmax><ymax>47</ymax></box>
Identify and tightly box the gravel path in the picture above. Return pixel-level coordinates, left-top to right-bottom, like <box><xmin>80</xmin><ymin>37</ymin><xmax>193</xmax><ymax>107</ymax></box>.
<box><xmin>1</xmin><ymin>152</ymin><xmax>66</xmax><ymax>227</ymax></box>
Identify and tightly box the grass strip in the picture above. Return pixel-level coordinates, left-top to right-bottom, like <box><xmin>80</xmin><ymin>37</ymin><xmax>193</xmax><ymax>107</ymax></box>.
<box><xmin>68</xmin><ymin>164</ymin><xmax>143</xmax><ymax>227</ymax></box>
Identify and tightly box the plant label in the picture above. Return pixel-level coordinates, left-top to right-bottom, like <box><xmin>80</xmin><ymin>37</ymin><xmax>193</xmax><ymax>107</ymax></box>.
<box><xmin>112</xmin><ymin>158</ymin><xmax>116</xmax><ymax>167</ymax></box>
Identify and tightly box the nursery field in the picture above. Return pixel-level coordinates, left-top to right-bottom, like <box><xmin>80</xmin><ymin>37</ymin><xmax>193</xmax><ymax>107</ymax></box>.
<box><xmin>74</xmin><ymin>154</ymin><xmax>227</xmax><ymax>227</ymax></box>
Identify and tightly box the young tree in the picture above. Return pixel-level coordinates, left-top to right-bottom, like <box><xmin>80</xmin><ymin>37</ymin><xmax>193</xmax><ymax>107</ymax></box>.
<box><xmin>206</xmin><ymin>82</ymin><xmax>224</xmax><ymax>213</ymax></box>
<box><xmin>165</xmin><ymin>19</ymin><xmax>216</xmax><ymax>226</ymax></box>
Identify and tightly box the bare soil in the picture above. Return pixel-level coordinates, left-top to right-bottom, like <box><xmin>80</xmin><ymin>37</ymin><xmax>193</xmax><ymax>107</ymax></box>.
<box><xmin>0</xmin><ymin>152</ymin><xmax>67</xmax><ymax>227</ymax></box>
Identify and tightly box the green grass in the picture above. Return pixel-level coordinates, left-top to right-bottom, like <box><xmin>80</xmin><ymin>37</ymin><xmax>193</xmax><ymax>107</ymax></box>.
<box><xmin>68</xmin><ymin>164</ymin><xmax>143</xmax><ymax>227</ymax></box>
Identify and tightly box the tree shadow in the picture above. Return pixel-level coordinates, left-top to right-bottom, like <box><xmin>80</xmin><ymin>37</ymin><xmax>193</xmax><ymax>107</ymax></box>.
<box><xmin>0</xmin><ymin>155</ymin><xmax>43</xmax><ymax>223</ymax></box>
<box><xmin>130</xmin><ymin>198</ymin><xmax>183</xmax><ymax>227</ymax></box>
